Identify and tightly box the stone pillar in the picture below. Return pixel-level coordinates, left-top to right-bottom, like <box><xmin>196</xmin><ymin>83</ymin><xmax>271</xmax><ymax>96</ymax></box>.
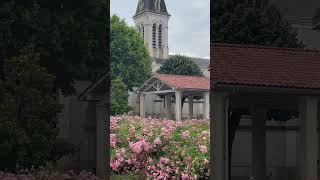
<box><xmin>140</xmin><ymin>94</ymin><xmax>146</xmax><ymax>118</ymax></box>
<box><xmin>136</xmin><ymin>93</ymin><xmax>140</xmax><ymax>114</ymax></box>
<box><xmin>318</xmin><ymin>104</ymin><xmax>320</xmax><ymax>177</ymax></box>
<box><xmin>298</xmin><ymin>96</ymin><xmax>318</xmax><ymax>180</ymax></box>
<box><xmin>95</xmin><ymin>101</ymin><xmax>107</xmax><ymax>178</ymax></box>
<box><xmin>175</xmin><ymin>90</ymin><xmax>182</xmax><ymax>121</ymax></box>
<box><xmin>146</xmin><ymin>24</ymin><xmax>153</xmax><ymax>57</ymax></box>
<box><xmin>165</xmin><ymin>94</ymin><xmax>171</xmax><ymax>119</ymax></box>
<box><xmin>203</xmin><ymin>92</ymin><xmax>210</xmax><ymax>119</ymax></box>
<box><xmin>251</xmin><ymin>106</ymin><xmax>267</xmax><ymax>180</ymax></box>
<box><xmin>188</xmin><ymin>95</ymin><xmax>194</xmax><ymax>119</ymax></box>
<box><xmin>212</xmin><ymin>92</ymin><xmax>228</xmax><ymax>180</ymax></box>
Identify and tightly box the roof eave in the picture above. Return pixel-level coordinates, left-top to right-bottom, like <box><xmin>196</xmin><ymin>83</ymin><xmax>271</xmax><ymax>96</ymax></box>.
<box><xmin>212</xmin><ymin>83</ymin><xmax>320</xmax><ymax>96</ymax></box>
<box><xmin>133</xmin><ymin>11</ymin><xmax>171</xmax><ymax>19</ymax></box>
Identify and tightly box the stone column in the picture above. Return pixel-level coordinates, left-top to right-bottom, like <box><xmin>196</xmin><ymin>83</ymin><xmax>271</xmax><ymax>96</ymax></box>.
<box><xmin>165</xmin><ymin>94</ymin><xmax>171</xmax><ymax>119</ymax></box>
<box><xmin>298</xmin><ymin>96</ymin><xmax>318</xmax><ymax>180</ymax></box>
<box><xmin>188</xmin><ymin>95</ymin><xmax>194</xmax><ymax>119</ymax></box>
<box><xmin>175</xmin><ymin>90</ymin><xmax>182</xmax><ymax>121</ymax></box>
<box><xmin>146</xmin><ymin>24</ymin><xmax>153</xmax><ymax>57</ymax></box>
<box><xmin>140</xmin><ymin>94</ymin><xmax>146</xmax><ymax>118</ymax></box>
<box><xmin>251</xmin><ymin>106</ymin><xmax>267</xmax><ymax>180</ymax></box>
<box><xmin>95</xmin><ymin>101</ymin><xmax>107</xmax><ymax>178</ymax></box>
<box><xmin>318</xmin><ymin>104</ymin><xmax>320</xmax><ymax>176</ymax></box>
<box><xmin>212</xmin><ymin>92</ymin><xmax>228</xmax><ymax>180</ymax></box>
<box><xmin>203</xmin><ymin>92</ymin><xmax>210</xmax><ymax>119</ymax></box>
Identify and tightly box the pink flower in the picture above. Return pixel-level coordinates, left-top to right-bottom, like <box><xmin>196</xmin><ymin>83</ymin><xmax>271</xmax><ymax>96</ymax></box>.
<box><xmin>129</xmin><ymin>141</ymin><xmax>143</xmax><ymax>154</ymax></box>
<box><xmin>160</xmin><ymin>157</ymin><xmax>169</xmax><ymax>164</ymax></box>
<box><xmin>110</xmin><ymin>134</ymin><xmax>117</xmax><ymax>147</ymax></box>
<box><xmin>129</xmin><ymin>139</ymin><xmax>153</xmax><ymax>154</ymax></box>
<box><xmin>125</xmin><ymin>159</ymin><xmax>132</xmax><ymax>165</ymax></box>
<box><xmin>201</xmin><ymin>130</ymin><xmax>209</xmax><ymax>137</ymax></box>
<box><xmin>199</xmin><ymin>145</ymin><xmax>208</xmax><ymax>153</ymax></box>
<box><xmin>129</xmin><ymin>127</ymin><xmax>136</xmax><ymax>133</ymax></box>
<box><xmin>111</xmin><ymin>160</ymin><xmax>121</xmax><ymax>171</ymax></box>
<box><xmin>204</xmin><ymin>158</ymin><xmax>209</xmax><ymax>164</ymax></box>
<box><xmin>181</xmin><ymin>172</ymin><xmax>189</xmax><ymax>180</ymax></box>
<box><xmin>181</xmin><ymin>130</ymin><xmax>190</xmax><ymax>139</ymax></box>
<box><xmin>154</xmin><ymin>137</ymin><xmax>162</xmax><ymax>145</ymax></box>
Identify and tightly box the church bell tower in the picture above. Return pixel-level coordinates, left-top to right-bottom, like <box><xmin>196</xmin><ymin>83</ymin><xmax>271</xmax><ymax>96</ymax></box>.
<box><xmin>133</xmin><ymin>0</ymin><xmax>170</xmax><ymax>60</ymax></box>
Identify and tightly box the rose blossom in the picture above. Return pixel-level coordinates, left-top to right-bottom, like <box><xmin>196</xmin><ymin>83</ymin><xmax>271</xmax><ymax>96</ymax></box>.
<box><xmin>181</xmin><ymin>172</ymin><xmax>189</xmax><ymax>180</ymax></box>
<box><xmin>181</xmin><ymin>130</ymin><xmax>190</xmax><ymax>139</ymax></box>
<box><xmin>199</xmin><ymin>145</ymin><xmax>208</xmax><ymax>153</ymax></box>
<box><xmin>204</xmin><ymin>158</ymin><xmax>209</xmax><ymax>164</ymax></box>
<box><xmin>111</xmin><ymin>160</ymin><xmax>121</xmax><ymax>171</ymax></box>
<box><xmin>110</xmin><ymin>134</ymin><xmax>117</xmax><ymax>147</ymax></box>
<box><xmin>201</xmin><ymin>130</ymin><xmax>209</xmax><ymax>137</ymax></box>
<box><xmin>160</xmin><ymin>157</ymin><xmax>169</xmax><ymax>164</ymax></box>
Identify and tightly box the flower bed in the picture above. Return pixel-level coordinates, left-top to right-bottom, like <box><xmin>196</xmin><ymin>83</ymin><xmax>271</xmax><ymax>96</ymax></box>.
<box><xmin>0</xmin><ymin>169</ymin><xmax>101</xmax><ymax>180</ymax></box>
<box><xmin>110</xmin><ymin>116</ymin><xmax>210</xmax><ymax>179</ymax></box>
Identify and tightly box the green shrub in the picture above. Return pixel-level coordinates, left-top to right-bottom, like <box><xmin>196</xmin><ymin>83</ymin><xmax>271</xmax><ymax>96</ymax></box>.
<box><xmin>110</xmin><ymin>77</ymin><xmax>130</xmax><ymax>115</ymax></box>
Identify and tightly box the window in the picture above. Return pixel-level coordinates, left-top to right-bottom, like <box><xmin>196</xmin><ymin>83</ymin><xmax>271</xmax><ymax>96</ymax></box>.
<box><xmin>142</xmin><ymin>25</ymin><xmax>145</xmax><ymax>40</ymax></box>
<box><xmin>158</xmin><ymin>24</ymin><xmax>162</xmax><ymax>48</ymax></box>
<box><xmin>152</xmin><ymin>23</ymin><xmax>157</xmax><ymax>48</ymax></box>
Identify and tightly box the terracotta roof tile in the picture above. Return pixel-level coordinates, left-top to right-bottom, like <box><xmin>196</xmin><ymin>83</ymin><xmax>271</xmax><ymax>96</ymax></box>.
<box><xmin>211</xmin><ymin>43</ymin><xmax>320</xmax><ymax>90</ymax></box>
<box><xmin>156</xmin><ymin>74</ymin><xmax>209</xmax><ymax>90</ymax></box>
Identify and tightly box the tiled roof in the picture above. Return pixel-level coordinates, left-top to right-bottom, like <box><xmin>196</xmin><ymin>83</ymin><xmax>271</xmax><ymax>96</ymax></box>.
<box><xmin>156</xmin><ymin>74</ymin><xmax>209</xmax><ymax>90</ymax></box>
<box><xmin>211</xmin><ymin>43</ymin><xmax>320</xmax><ymax>90</ymax></box>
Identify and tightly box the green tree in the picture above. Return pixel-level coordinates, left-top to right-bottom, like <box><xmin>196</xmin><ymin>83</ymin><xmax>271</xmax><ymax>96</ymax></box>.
<box><xmin>110</xmin><ymin>77</ymin><xmax>130</xmax><ymax>115</ymax></box>
<box><xmin>157</xmin><ymin>55</ymin><xmax>203</xmax><ymax>76</ymax></box>
<box><xmin>211</xmin><ymin>0</ymin><xmax>304</xmax><ymax>47</ymax></box>
<box><xmin>0</xmin><ymin>0</ymin><xmax>108</xmax><ymax>170</ymax></box>
<box><xmin>211</xmin><ymin>0</ymin><xmax>304</xmax><ymax>177</ymax></box>
<box><xmin>0</xmin><ymin>46</ymin><xmax>62</xmax><ymax>170</ymax></box>
<box><xmin>110</xmin><ymin>15</ymin><xmax>152</xmax><ymax>90</ymax></box>
<box><xmin>0</xmin><ymin>0</ymin><xmax>108</xmax><ymax>95</ymax></box>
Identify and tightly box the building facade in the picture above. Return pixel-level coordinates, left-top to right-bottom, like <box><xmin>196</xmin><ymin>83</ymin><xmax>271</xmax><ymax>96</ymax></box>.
<box><xmin>129</xmin><ymin>0</ymin><xmax>210</xmax><ymax>119</ymax></box>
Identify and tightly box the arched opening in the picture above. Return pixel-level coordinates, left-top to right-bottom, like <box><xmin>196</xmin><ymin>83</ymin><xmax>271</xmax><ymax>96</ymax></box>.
<box><xmin>152</xmin><ymin>23</ymin><xmax>157</xmax><ymax>48</ymax></box>
<box><xmin>158</xmin><ymin>24</ymin><xmax>162</xmax><ymax>48</ymax></box>
<box><xmin>142</xmin><ymin>25</ymin><xmax>145</xmax><ymax>40</ymax></box>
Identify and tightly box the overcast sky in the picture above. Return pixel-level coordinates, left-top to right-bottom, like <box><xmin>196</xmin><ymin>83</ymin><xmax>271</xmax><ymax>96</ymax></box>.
<box><xmin>110</xmin><ymin>0</ymin><xmax>210</xmax><ymax>59</ymax></box>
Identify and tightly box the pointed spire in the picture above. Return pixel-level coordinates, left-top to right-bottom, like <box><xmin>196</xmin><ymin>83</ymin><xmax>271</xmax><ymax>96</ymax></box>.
<box><xmin>134</xmin><ymin>0</ymin><xmax>169</xmax><ymax>16</ymax></box>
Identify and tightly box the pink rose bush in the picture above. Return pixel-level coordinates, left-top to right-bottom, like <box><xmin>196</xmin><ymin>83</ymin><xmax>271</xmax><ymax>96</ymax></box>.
<box><xmin>110</xmin><ymin>116</ymin><xmax>210</xmax><ymax>179</ymax></box>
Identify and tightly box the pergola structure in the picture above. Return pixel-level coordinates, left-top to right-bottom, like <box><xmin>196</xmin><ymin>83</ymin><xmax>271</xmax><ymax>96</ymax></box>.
<box><xmin>79</xmin><ymin>74</ymin><xmax>107</xmax><ymax>178</ymax></box>
<box><xmin>136</xmin><ymin>74</ymin><xmax>210</xmax><ymax>120</ymax></box>
<box><xmin>211</xmin><ymin>43</ymin><xmax>320</xmax><ymax>180</ymax></box>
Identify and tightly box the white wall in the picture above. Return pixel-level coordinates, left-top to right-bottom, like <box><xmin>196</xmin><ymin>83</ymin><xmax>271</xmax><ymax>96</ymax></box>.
<box><xmin>231</xmin><ymin>118</ymin><xmax>300</xmax><ymax>180</ymax></box>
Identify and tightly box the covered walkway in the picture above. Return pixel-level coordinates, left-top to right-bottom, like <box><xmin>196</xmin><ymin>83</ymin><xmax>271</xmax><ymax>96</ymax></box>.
<box><xmin>211</xmin><ymin>43</ymin><xmax>320</xmax><ymax>180</ymax></box>
<box><xmin>136</xmin><ymin>74</ymin><xmax>210</xmax><ymax>120</ymax></box>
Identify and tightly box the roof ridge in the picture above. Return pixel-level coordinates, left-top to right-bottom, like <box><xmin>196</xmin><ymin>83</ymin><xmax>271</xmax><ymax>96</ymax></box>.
<box><xmin>212</xmin><ymin>43</ymin><xmax>320</xmax><ymax>53</ymax></box>
<box><xmin>168</xmin><ymin>55</ymin><xmax>210</xmax><ymax>60</ymax></box>
<box><xmin>157</xmin><ymin>73</ymin><xmax>209</xmax><ymax>79</ymax></box>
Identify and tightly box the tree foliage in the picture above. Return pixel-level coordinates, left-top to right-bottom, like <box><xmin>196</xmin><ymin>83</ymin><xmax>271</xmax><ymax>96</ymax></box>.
<box><xmin>211</xmin><ymin>0</ymin><xmax>304</xmax><ymax>48</ymax></box>
<box><xmin>110</xmin><ymin>77</ymin><xmax>130</xmax><ymax>115</ymax></box>
<box><xmin>0</xmin><ymin>0</ymin><xmax>108</xmax><ymax>170</ymax></box>
<box><xmin>0</xmin><ymin>0</ymin><xmax>108</xmax><ymax>95</ymax></box>
<box><xmin>157</xmin><ymin>55</ymin><xmax>203</xmax><ymax>76</ymax></box>
<box><xmin>110</xmin><ymin>15</ymin><xmax>152</xmax><ymax>90</ymax></box>
<box><xmin>0</xmin><ymin>46</ymin><xmax>63</xmax><ymax>170</ymax></box>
